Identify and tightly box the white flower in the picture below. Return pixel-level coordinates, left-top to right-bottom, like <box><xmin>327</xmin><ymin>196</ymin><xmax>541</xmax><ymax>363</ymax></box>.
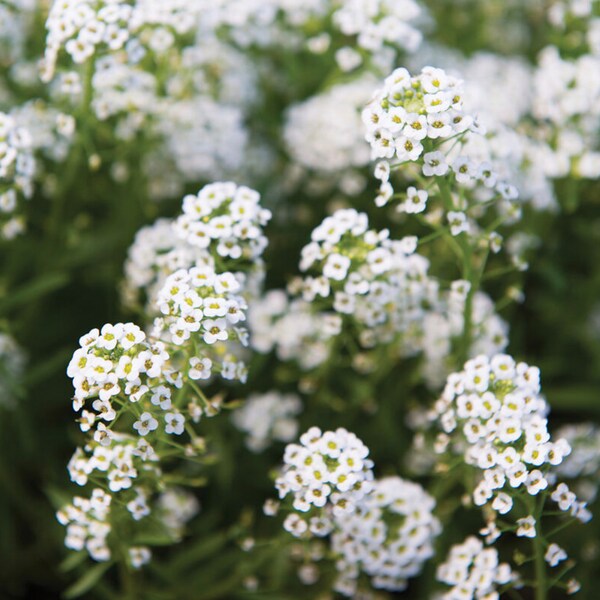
<box><xmin>323</xmin><ymin>253</ymin><xmax>352</xmax><ymax>281</ymax></box>
<box><xmin>423</xmin><ymin>151</ymin><xmax>449</xmax><ymax>177</ymax></box>
<box><xmin>516</xmin><ymin>516</ymin><xmax>536</xmax><ymax>537</ymax></box>
<box><xmin>545</xmin><ymin>543</ymin><xmax>567</xmax><ymax>567</ymax></box>
<box><xmin>447</xmin><ymin>211</ymin><xmax>469</xmax><ymax>236</ymax></box>
<box><xmin>165</xmin><ymin>412</ymin><xmax>185</xmax><ymax>435</ymax></box>
<box><xmin>402</xmin><ymin>186</ymin><xmax>428</xmax><ymax>214</ymax></box>
<box><xmin>133</xmin><ymin>412</ymin><xmax>158</xmax><ymax>436</ymax></box>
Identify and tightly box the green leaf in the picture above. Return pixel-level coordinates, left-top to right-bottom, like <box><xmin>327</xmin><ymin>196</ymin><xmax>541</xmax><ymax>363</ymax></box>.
<box><xmin>59</xmin><ymin>551</ymin><xmax>88</xmax><ymax>573</ymax></box>
<box><xmin>0</xmin><ymin>271</ymin><xmax>70</xmax><ymax>315</ymax></box>
<box><xmin>63</xmin><ymin>561</ymin><xmax>112</xmax><ymax>599</ymax></box>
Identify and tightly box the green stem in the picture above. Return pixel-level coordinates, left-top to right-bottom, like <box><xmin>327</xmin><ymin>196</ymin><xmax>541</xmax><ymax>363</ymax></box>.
<box><xmin>119</xmin><ymin>558</ymin><xmax>137</xmax><ymax>600</ymax></box>
<box><xmin>532</xmin><ymin>495</ymin><xmax>548</xmax><ymax>600</ymax></box>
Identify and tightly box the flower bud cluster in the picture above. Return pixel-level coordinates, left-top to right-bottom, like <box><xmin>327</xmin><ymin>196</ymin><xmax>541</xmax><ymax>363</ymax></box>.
<box><xmin>276</xmin><ymin>427</ymin><xmax>375</xmax><ymax>525</ymax></box>
<box><xmin>432</xmin><ymin>354</ymin><xmax>592</xmax><ymax>520</ymax></box>
<box><xmin>231</xmin><ymin>391</ymin><xmax>302</xmax><ymax>452</ymax></box>
<box><xmin>0</xmin><ymin>111</ymin><xmax>35</xmax><ymax>239</ymax></box>
<box><xmin>331</xmin><ymin>476</ymin><xmax>440</xmax><ymax>596</ymax></box>
<box><xmin>436</xmin><ymin>536</ymin><xmax>514</xmax><ymax>599</ymax></box>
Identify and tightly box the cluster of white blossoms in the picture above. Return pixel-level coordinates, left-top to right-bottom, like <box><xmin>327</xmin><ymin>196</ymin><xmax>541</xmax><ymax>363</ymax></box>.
<box><xmin>554</xmin><ymin>423</ymin><xmax>600</xmax><ymax>501</ymax></box>
<box><xmin>0</xmin><ymin>333</ymin><xmax>26</xmax><ymax>408</ymax></box>
<box><xmin>57</xmin><ymin>488</ymin><xmax>112</xmax><ymax>562</ymax></box>
<box><xmin>363</xmin><ymin>65</ymin><xmax>476</xmax><ymax>163</ymax></box>
<box><xmin>123</xmin><ymin>183</ymin><xmax>269</xmax><ymax>311</ymax></box>
<box><xmin>432</xmin><ymin>354</ymin><xmax>593</xmax><ymax>522</ymax></box>
<box><xmin>331</xmin><ymin>476</ymin><xmax>440</xmax><ymax>596</ymax></box>
<box><xmin>58</xmin><ymin>479</ymin><xmax>200</xmax><ymax>564</ymax></box>
<box><xmin>276</xmin><ymin>427</ymin><xmax>375</xmax><ymax>528</ymax></box>
<box><xmin>436</xmin><ymin>536</ymin><xmax>514</xmax><ymax>599</ymax></box>
<box><xmin>333</xmin><ymin>0</ymin><xmax>423</xmax><ymax>57</ymax></box>
<box><xmin>273</xmin><ymin>432</ymin><xmax>441</xmax><ymax>595</ymax></box>
<box><xmin>530</xmin><ymin>46</ymin><xmax>600</xmax><ymax>180</ymax></box>
<box><xmin>194</xmin><ymin>0</ymin><xmax>423</xmax><ymax>64</ymax></box>
<box><xmin>155</xmin><ymin>265</ymin><xmax>248</xmax><ymax>383</ymax></box>
<box><xmin>409</xmin><ymin>48</ymin><xmax>558</xmax><ymax>212</ymax></box>
<box><xmin>66</xmin><ymin>322</ymin><xmax>174</xmax><ymax>424</ymax></box>
<box><xmin>364</xmin><ymin>66</ymin><xmax>521</xmax><ymax>226</ymax></box>
<box><xmin>42</xmin><ymin>0</ymin><xmax>201</xmax><ymax>82</ymax></box>
<box><xmin>248</xmin><ymin>290</ymin><xmax>340</xmax><ymax>371</ymax></box>
<box><xmin>283</xmin><ymin>75</ymin><xmax>374</xmax><ymax>182</ymax></box>
<box><xmin>173</xmin><ymin>182</ymin><xmax>271</xmax><ymax>264</ymax></box>
<box><xmin>231</xmin><ymin>391</ymin><xmax>302</xmax><ymax>452</ymax></box>
<box><xmin>0</xmin><ymin>111</ymin><xmax>35</xmax><ymax>239</ymax></box>
<box><xmin>297</xmin><ymin>208</ymin><xmax>434</xmax><ymax>336</ymax></box>
<box><xmin>67</xmin><ymin>440</ymin><xmax>146</xmax><ymax>493</ymax></box>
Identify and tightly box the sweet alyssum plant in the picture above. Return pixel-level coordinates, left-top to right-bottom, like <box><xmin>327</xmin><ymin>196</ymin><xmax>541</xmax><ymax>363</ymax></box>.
<box><xmin>2</xmin><ymin>1</ymin><xmax>600</xmax><ymax>599</ymax></box>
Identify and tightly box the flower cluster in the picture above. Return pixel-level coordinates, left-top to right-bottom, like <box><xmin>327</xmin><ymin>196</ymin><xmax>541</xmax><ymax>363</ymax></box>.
<box><xmin>298</xmin><ymin>208</ymin><xmax>433</xmax><ymax>338</ymax></box>
<box><xmin>432</xmin><ymin>354</ymin><xmax>593</xmax><ymax>521</ymax></box>
<box><xmin>42</xmin><ymin>0</ymin><xmax>200</xmax><ymax>82</ymax></box>
<box><xmin>123</xmin><ymin>183</ymin><xmax>269</xmax><ymax>312</ymax></box>
<box><xmin>67</xmin><ymin>322</ymin><xmax>173</xmax><ymax>424</ymax></box>
<box><xmin>554</xmin><ymin>423</ymin><xmax>600</xmax><ymax>502</ymax></box>
<box><xmin>155</xmin><ymin>265</ymin><xmax>248</xmax><ymax>382</ymax></box>
<box><xmin>331</xmin><ymin>476</ymin><xmax>440</xmax><ymax>596</ymax></box>
<box><xmin>231</xmin><ymin>391</ymin><xmax>302</xmax><ymax>452</ymax></box>
<box><xmin>283</xmin><ymin>75</ymin><xmax>374</xmax><ymax>186</ymax></box>
<box><xmin>365</xmin><ymin>66</ymin><xmax>521</xmax><ymax>230</ymax></box>
<box><xmin>57</xmin><ymin>488</ymin><xmax>112</xmax><ymax>562</ymax></box>
<box><xmin>0</xmin><ymin>111</ymin><xmax>34</xmax><ymax>239</ymax></box>
<box><xmin>248</xmin><ymin>290</ymin><xmax>340</xmax><ymax>371</ymax></box>
<box><xmin>363</xmin><ymin>66</ymin><xmax>475</xmax><ymax>164</ymax></box>
<box><xmin>530</xmin><ymin>46</ymin><xmax>600</xmax><ymax>180</ymax></box>
<box><xmin>173</xmin><ymin>182</ymin><xmax>271</xmax><ymax>264</ymax></box>
<box><xmin>276</xmin><ymin>427</ymin><xmax>374</xmax><ymax>528</ymax></box>
<box><xmin>436</xmin><ymin>536</ymin><xmax>514</xmax><ymax>599</ymax></box>
<box><xmin>333</xmin><ymin>0</ymin><xmax>423</xmax><ymax>57</ymax></box>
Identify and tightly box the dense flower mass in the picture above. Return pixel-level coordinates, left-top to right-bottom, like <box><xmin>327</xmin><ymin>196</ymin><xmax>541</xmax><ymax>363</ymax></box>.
<box><xmin>432</xmin><ymin>354</ymin><xmax>593</xmax><ymax>523</ymax></box>
<box><xmin>231</xmin><ymin>391</ymin><xmax>302</xmax><ymax>452</ymax></box>
<box><xmin>3</xmin><ymin>1</ymin><xmax>598</xmax><ymax>598</ymax></box>
<box><xmin>0</xmin><ymin>111</ymin><xmax>34</xmax><ymax>239</ymax></box>
<box><xmin>173</xmin><ymin>182</ymin><xmax>271</xmax><ymax>264</ymax></box>
<box><xmin>436</xmin><ymin>536</ymin><xmax>514</xmax><ymax>599</ymax></box>
<box><xmin>363</xmin><ymin>66</ymin><xmax>476</xmax><ymax>163</ymax></box>
<box><xmin>276</xmin><ymin>427</ymin><xmax>375</xmax><ymax>526</ymax></box>
<box><xmin>332</xmin><ymin>476</ymin><xmax>440</xmax><ymax>596</ymax></box>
